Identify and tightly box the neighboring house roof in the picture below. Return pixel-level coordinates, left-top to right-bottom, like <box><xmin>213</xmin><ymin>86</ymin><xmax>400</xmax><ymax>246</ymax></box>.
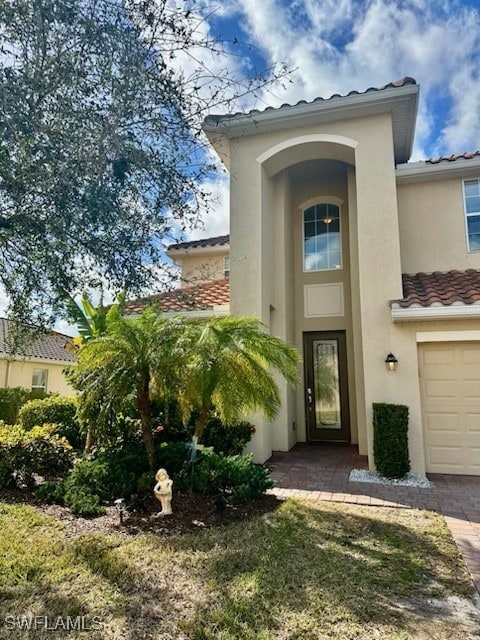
<box><xmin>204</xmin><ymin>77</ymin><xmax>416</xmax><ymax>124</ymax></box>
<box><xmin>168</xmin><ymin>234</ymin><xmax>230</xmax><ymax>251</ymax></box>
<box><xmin>0</xmin><ymin>318</ymin><xmax>75</xmax><ymax>362</ymax></box>
<box><xmin>393</xmin><ymin>270</ymin><xmax>480</xmax><ymax>308</ymax></box>
<box><xmin>124</xmin><ymin>278</ymin><xmax>230</xmax><ymax>315</ymax></box>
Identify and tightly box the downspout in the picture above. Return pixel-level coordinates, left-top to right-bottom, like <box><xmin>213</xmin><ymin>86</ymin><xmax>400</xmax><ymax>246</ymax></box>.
<box><xmin>4</xmin><ymin>359</ymin><xmax>10</xmax><ymax>388</ymax></box>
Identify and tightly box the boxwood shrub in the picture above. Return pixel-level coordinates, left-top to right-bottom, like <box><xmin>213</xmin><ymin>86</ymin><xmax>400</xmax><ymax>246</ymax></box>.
<box><xmin>18</xmin><ymin>396</ymin><xmax>84</xmax><ymax>450</ymax></box>
<box><xmin>0</xmin><ymin>387</ymin><xmax>48</xmax><ymax>424</ymax></box>
<box><xmin>373</xmin><ymin>402</ymin><xmax>410</xmax><ymax>479</ymax></box>
<box><xmin>179</xmin><ymin>451</ymin><xmax>273</xmax><ymax>504</ymax></box>
<box><xmin>0</xmin><ymin>422</ymin><xmax>74</xmax><ymax>488</ymax></box>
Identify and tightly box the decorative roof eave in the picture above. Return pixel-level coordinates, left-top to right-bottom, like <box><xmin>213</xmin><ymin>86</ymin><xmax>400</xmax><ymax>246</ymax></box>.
<box><xmin>126</xmin><ymin>305</ymin><xmax>230</xmax><ymax>319</ymax></box>
<box><xmin>0</xmin><ymin>352</ymin><xmax>74</xmax><ymax>365</ymax></box>
<box><xmin>396</xmin><ymin>156</ymin><xmax>480</xmax><ymax>184</ymax></box>
<box><xmin>167</xmin><ymin>243</ymin><xmax>230</xmax><ymax>259</ymax></box>
<box><xmin>203</xmin><ymin>82</ymin><xmax>419</xmax><ymax>166</ymax></box>
<box><xmin>391</xmin><ymin>303</ymin><xmax>480</xmax><ymax>323</ymax></box>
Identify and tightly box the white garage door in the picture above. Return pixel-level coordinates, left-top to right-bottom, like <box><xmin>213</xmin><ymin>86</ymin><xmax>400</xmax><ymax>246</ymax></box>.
<box><xmin>419</xmin><ymin>342</ymin><xmax>480</xmax><ymax>475</ymax></box>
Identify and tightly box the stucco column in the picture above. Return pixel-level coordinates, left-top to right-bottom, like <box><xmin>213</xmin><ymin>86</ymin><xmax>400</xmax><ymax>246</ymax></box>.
<box><xmin>354</xmin><ymin>116</ymin><xmax>426</xmax><ymax>473</ymax></box>
<box><xmin>230</xmin><ymin>151</ymin><xmax>274</xmax><ymax>462</ymax></box>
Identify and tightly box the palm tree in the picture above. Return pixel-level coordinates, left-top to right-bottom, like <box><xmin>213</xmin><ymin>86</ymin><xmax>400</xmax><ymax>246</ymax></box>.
<box><xmin>175</xmin><ymin>316</ymin><xmax>300</xmax><ymax>439</ymax></box>
<box><xmin>69</xmin><ymin>310</ymin><xmax>300</xmax><ymax>469</ymax></box>
<box><xmin>64</xmin><ymin>290</ymin><xmax>126</xmax><ymax>453</ymax></box>
<box><xmin>68</xmin><ymin>306</ymin><xmax>169</xmax><ymax>468</ymax></box>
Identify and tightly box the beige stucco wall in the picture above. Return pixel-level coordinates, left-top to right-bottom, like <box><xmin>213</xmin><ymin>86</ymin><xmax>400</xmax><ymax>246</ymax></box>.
<box><xmin>398</xmin><ymin>178</ymin><xmax>480</xmax><ymax>273</ymax></box>
<box><xmin>0</xmin><ymin>357</ymin><xmax>74</xmax><ymax>396</ymax></box>
<box><xmin>226</xmin><ymin>111</ymin><xmax>438</xmax><ymax>471</ymax></box>
<box><xmin>175</xmin><ymin>252</ymin><xmax>228</xmax><ymax>284</ymax></box>
<box><xmin>287</xmin><ymin>160</ymin><xmax>358</xmax><ymax>448</ymax></box>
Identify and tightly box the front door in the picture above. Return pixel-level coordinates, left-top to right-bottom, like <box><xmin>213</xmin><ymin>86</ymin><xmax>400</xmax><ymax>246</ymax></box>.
<box><xmin>304</xmin><ymin>331</ymin><xmax>351</xmax><ymax>442</ymax></box>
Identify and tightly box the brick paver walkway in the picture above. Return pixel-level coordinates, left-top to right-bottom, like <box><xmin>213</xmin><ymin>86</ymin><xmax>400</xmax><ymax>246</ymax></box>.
<box><xmin>266</xmin><ymin>443</ymin><xmax>480</xmax><ymax>595</ymax></box>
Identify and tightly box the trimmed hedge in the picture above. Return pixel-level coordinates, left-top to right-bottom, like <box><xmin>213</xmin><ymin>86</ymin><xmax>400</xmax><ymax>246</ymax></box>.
<box><xmin>373</xmin><ymin>403</ymin><xmax>410</xmax><ymax>479</ymax></box>
<box><xmin>18</xmin><ymin>396</ymin><xmax>83</xmax><ymax>450</ymax></box>
<box><xmin>0</xmin><ymin>387</ymin><xmax>48</xmax><ymax>424</ymax></box>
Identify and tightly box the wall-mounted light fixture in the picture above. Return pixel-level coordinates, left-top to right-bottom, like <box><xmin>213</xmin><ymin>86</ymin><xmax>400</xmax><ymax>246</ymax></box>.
<box><xmin>385</xmin><ymin>352</ymin><xmax>398</xmax><ymax>371</ymax></box>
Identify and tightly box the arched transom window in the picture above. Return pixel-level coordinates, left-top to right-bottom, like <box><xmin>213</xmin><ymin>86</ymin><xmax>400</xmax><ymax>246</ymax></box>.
<box><xmin>303</xmin><ymin>203</ymin><xmax>342</xmax><ymax>271</ymax></box>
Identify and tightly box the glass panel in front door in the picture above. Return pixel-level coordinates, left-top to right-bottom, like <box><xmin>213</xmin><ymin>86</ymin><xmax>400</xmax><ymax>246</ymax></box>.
<box><xmin>313</xmin><ymin>339</ymin><xmax>341</xmax><ymax>430</ymax></box>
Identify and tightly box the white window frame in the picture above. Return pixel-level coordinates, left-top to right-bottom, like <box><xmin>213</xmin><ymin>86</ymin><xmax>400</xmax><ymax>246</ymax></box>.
<box><xmin>31</xmin><ymin>368</ymin><xmax>48</xmax><ymax>393</ymax></box>
<box><xmin>463</xmin><ymin>178</ymin><xmax>480</xmax><ymax>253</ymax></box>
<box><xmin>223</xmin><ymin>255</ymin><xmax>230</xmax><ymax>278</ymax></box>
<box><xmin>300</xmin><ymin>196</ymin><xmax>344</xmax><ymax>273</ymax></box>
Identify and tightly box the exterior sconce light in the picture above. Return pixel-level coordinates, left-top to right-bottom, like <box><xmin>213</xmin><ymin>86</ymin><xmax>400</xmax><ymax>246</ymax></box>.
<box><xmin>385</xmin><ymin>353</ymin><xmax>398</xmax><ymax>371</ymax></box>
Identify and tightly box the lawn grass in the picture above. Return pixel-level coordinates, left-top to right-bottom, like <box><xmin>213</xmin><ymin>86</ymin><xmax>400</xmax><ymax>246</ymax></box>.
<box><xmin>0</xmin><ymin>499</ymin><xmax>477</xmax><ymax>639</ymax></box>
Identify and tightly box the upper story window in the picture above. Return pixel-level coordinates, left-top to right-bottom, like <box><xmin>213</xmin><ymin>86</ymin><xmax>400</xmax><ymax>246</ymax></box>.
<box><xmin>223</xmin><ymin>255</ymin><xmax>230</xmax><ymax>278</ymax></box>
<box><xmin>303</xmin><ymin>203</ymin><xmax>342</xmax><ymax>271</ymax></box>
<box><xmin>464</xmin><ymin>179</ymin><xmax>480</xmax><ymax>252</ymax></box>
<box><xmin>31</xmin><ymin>368</ymin><xmax>48</xmax><ymax>392</ymax></box>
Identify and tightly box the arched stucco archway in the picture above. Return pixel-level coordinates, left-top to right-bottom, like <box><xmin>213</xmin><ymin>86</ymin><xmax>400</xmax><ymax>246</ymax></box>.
<box><xmin>256</xmin><ymin>134</ymin><xmax>358</xmax><ymax>177</ymax></box>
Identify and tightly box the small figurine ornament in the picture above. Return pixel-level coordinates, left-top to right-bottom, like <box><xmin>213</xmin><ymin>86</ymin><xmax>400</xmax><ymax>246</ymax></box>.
<box><xmin>154</xmin><ymin>468</ymin><xmax>173</xmax><ymax>515</ymax></box>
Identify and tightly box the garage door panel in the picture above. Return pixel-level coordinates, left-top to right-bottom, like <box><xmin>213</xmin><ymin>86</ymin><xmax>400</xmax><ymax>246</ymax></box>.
<box><xmin>428</xmin><ymin>445</ymin><xmax>463</xmax><ymax>467</ymax></box>
<box><xmin>424</xmin><ymin>411</ymin><xmax>460</xmax><ymax>434</ymax></box>
<box><xmin>463</xmin><ymin>380</ymin><xmax>480</xmax><ymax>400</ymax></box>
<box><xmin>424</xmin><ymin>380</ymin><xmax>457</xmax><ymax>398</ymax></box>
<box><xmin>423</xmin><ymin>349</ymin><xmax>455</xmax><ymax>365</ymax></box>
<box><xmin>420</xmin><ymin>342</ymin><xmax>480</xmax><ymax>476</ymax></box>
<box><xmin>465</xmin><ymin>413</ymin><xmax>480</xmax><ymax>432</ymax></box>
<box><xmin>461</xmin><ymin>349</ymin><xmax>480</xmax><ymax>364</ymax></box>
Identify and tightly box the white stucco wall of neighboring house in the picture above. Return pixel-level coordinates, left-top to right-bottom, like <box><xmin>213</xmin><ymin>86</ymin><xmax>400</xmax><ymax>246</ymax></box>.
<box><xmin>0</xmin><ymin>356</ymin><xmax>74</xmax><ymax>396</ymax></box>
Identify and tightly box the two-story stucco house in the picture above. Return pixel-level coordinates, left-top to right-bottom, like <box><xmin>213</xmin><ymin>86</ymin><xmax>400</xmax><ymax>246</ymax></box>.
<box><xmin>194</xmin><ymin>76</ymin><xmax>480</xmax><ymax>477</ymax></box>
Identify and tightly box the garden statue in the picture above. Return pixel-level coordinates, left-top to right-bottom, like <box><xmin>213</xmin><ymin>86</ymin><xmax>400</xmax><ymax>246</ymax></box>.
<box><xmin>154</xmin><ymin>468</ymin><xmax>173</xmax><ymax>515</ymax></box>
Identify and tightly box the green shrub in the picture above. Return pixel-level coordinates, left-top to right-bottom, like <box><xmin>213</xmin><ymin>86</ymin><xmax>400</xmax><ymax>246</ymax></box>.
<box><xmin>0</xmin><ymin>387</ymin><xmax>48</xmax><ymax>424</ymax></box>
<box><xmin>63</xmin><ymin>486</ymin><xmax>106</xmax><ymax>517</ymax></box>
<box><xmin>0</xmin><ymin>422</ymin><xmax>74</xmax><ymax>488</ymax></box>
<box><xmin>373</xmin><ymin>403</ymin><xmax>410</xmax><ymax>479</ymax></box>
<box><xmin>155</xmin><ymin>441</ymin><xmax>191</xmax><ymax>476</ymax></box>
<box><xmin>180</xmin><ymin>451</ymin><xmax>273</xmax><ymax>504</ymax></box>
<box><xmin>18</xmin><ymin>396</ymin><xmax>84</xmax><ymax>450</ymax></box>
<box><xmin>201</xmin><ymin>417</ymin><xmax>254</xmax><ymax>456</ymax></box>
<box><xmin>36</xmin><ymin>480</ymin><xmax>66</xmax><ymax>504</ymax></box>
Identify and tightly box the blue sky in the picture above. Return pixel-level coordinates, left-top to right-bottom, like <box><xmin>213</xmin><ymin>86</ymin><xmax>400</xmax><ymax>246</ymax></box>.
<box><xmin>183</xmin><ymin>0</ymin><xmax>480</xmax><ymax>241</ymax></box>
<box><xmin>6</xmin><ymin>0</ymin><xmax>480</xmax><ymax>333</ymax></box>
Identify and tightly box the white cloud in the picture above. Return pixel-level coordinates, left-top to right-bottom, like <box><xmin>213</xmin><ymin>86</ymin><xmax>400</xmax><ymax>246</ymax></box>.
<box><xmin>185</xmin><ymin>172</ymin><xmax>230</xmax><ymax>240</ymax></box>
<box><xmin>222</xmin><ymin>0</ymin><xmax>480</xmax><ymax>158</ymax></box>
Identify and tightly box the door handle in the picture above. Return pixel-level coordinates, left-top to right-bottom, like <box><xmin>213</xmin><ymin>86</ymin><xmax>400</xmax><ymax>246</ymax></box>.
<box><xmin>307</xmin><ymin>387</ymin><xmax>313</xmax><ymax>408</ymax></box>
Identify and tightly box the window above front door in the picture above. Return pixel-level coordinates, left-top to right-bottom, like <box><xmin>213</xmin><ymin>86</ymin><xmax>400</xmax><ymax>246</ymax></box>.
<box><xmin>303</xmin><ymin>202</ymin><xmax>342</xmax><ymax>271</ymax></box>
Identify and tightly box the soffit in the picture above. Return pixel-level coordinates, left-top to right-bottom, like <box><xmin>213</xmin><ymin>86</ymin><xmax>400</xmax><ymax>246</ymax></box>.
<box><xmin>204</xmin><ymin>81</ymin><xmax>419</xmax><ymax>165</ymax></box>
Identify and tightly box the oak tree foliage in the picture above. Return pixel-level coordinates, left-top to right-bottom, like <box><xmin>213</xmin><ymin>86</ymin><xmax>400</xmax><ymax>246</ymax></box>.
<box><xmin>0</xmin><ymin>0</ymin><xmax>288</xmax><ymax>324</ymax></box>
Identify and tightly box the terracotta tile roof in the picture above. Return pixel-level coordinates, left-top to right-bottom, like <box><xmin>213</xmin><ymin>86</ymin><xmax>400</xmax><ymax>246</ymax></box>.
<box><xmin>204</xmin><ymin>77</ymin><xmax>416</xmax><ymax>124</ymax></box>
<box><xmin>168</xmin><ymin>234</ymin><xmax>230</xmax><ymax>251</ymax></box>
<box><xmin>0</xmin><ymin>318</ymin><xmax>75</xmax><ymax>362</ymax></box>
<box><xmin>393</xmin><ymin>270</ymin><xmax>480</xmax><ymax>308</ymax></box>
<box><xmin>426</xmin><ymin>151</ymin><xmax>480</xmax><ymax>165</ymax></box>
<box><xmin>124</xmin><ymin>279</ymin><xmax>230</xmax><ymax>314</ymax></box>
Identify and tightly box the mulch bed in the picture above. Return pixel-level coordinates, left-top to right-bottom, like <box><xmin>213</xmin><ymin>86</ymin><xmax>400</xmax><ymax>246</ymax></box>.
<box><xmin>0</xmin><ymin>487</ymin><xmax>282</xmax><ymax>538</ymax></box>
